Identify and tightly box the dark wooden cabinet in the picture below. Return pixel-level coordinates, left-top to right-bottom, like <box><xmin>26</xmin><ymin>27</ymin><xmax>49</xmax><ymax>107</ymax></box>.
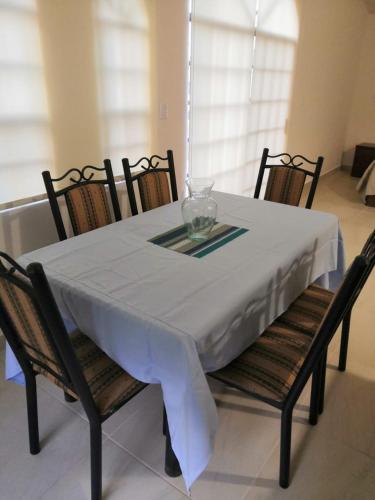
<box><xmin>351</xmin><ymin>143</ymin><xmax>375</xmax><ymax>177</ymax></box>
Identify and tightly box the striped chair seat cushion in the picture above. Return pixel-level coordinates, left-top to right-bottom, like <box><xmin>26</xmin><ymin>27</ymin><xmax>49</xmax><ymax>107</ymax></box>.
<box><xmin>211</xmin><ymin>284</ymin><xmax>334</xmax><ymax>403</ymax></box>
<box><xmin>138</xmin><ymin>171</ymin><xmax>171</xmax><ymax>212</ymax></box>
<box><xmin>0</xmin><ymin>270</ymin><xmax>145</xmax><ymax>418</ymax></box>
<box><xmin>70</xmin><ymin>332</ymin><xmax>147</xmax><ymax>417</ymax></box>
<box><xmin>65</xmin><ymin>183</ymin><xmax>113</xmax><ymax>235</ymax></box>
<box><xmin>264</xmin><ymin>166</ymin><xmax>306</xmax><ymax>206</ymax></box>
<box><xmin>36</xmin><ymin>331</ymin><xmax>147</xmax><ymax>418</ymax></box>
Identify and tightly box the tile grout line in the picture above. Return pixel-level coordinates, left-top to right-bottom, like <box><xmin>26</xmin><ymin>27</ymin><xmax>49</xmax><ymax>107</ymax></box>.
<box><xmin>240</xmin><ymin>435</ymin><xmax>281</xmax><ymax>500</ymax></box>
<box><xmin>18</xmin><ymin>359</ymin><xmax>375</xmax><ymax>496</ymax></box>
<box><xmin>105</xmin><ymin>433</ymin><xmax>189</xmax><ymax>498</ymax></box>
<box><xmin>101</xmin><ymin>413</ymin><xmax>136</xmax><ymax>439</ymax></box>
<box><xmin>38</xmin><ymin>383</ymin><xmax>88</xmax><ymax>420</ymax></box>
<box><xmin>316</xmin><ymin>426</ymin><xmax>375</xmax><ymax>463</ymax></box>
<box><xmin>39</xmin><ymin>383</ymin><xmax>189</xmax><ymax>497</ymax></box>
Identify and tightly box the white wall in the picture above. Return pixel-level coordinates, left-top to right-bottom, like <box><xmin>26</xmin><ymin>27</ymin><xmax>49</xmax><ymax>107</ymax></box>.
<box><xmin>0</xmin><ymin>200</ymin><xmax>58</xmax><ymax>257</ymax></box>
<box><xmin>286</xmin><ymin>0</ymin><xmax>366</xmax><ymax>173</ymax></box>
<box><xmin>37</xmin><ymin>0</ymin><xmax>102</xmax><ymax>175</ymax></box>
<box><xmin>148</xmin><ymin>0</ymin><xmax>189</xmax><ymax>192</ymax></box>
<box><xmin>343</xmin><ymin>14</ymin><xmax>375</xmax><ymax>167</ymax></box>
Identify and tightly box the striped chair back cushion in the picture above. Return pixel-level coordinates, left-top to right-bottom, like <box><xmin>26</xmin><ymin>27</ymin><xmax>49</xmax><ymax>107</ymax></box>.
<box><xmin>137</xmin><ymin>171</ymin><xmax>171</xmax><ymax>212</ymax></box>
<box><xmin>65</xmin><ymin>183</ymin><xmax>113</xmax><ymax>235</ymax></box>
<box><xmin>264</xmin><ymin>166</ymin><xmax>306</xmax><ymax>207</ymax></box>
<box><xmin>0</xmin><ymin>275</ymin><xmax>68</xmax><ymax>386</ymax></box>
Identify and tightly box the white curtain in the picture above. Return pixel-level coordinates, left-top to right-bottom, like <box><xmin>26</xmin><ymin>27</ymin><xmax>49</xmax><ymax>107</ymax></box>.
<box><xmin>0</xmin><ymin>0</ymin><xmax>53</xmax><ymax>205</ymax></box>
<box><xmin>189</xmin><ymin>0</ymin><xmax>299</xmax><ymax>196</ymax></box>
<box><xmin>189</xmin><ymin>0</ymin><xmax>257</xmax><ymax>195</ymax></box>
<box><xmin>251</xmin><ymin>0</ymin><xmax>299</xmax><ymax>195</ymax></box>
<box><xmin>95</xmin><ymin>0</ymin><xmax>151</xmax><ymax>176</ymax></box>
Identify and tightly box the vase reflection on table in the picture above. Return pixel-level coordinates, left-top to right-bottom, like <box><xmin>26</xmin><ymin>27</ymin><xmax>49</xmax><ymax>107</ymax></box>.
<box><xmin>181</xmin><ymin>177</ymin><xmax>218</xmax><ymax>241</ymax></box>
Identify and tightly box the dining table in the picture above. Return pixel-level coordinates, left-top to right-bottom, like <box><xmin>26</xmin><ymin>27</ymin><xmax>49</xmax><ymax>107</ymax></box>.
<box><xmin>5</xmin><ymin>191</ymin><xmax>345</xmax><ymax>490</ymax></box>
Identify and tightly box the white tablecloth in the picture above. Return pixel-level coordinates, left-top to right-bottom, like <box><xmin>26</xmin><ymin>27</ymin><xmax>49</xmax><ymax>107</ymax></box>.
<box><xmin>5</xmin><ymin>192</ymin><xmax>344</xmax><ymax>489</ymax></box>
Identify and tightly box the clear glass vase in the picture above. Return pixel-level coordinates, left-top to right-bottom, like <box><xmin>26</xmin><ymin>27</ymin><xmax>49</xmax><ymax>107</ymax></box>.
<box><xmin>181</xmin><ymin>178</ymin><xmax>218</xmax><ymax>241</ymax></box>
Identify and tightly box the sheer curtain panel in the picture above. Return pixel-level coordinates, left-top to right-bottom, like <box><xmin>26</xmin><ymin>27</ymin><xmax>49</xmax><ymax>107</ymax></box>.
<box><xmin>189</xmin><ymin>0</ymin><xmax>257</xmax><ymax>195</ymax></box>
<box><xmin>189</xmin><ymin>0</ymin><xmax>299</xmax><ymax>196</ymax></box>
<box><xmin>0</xmin><ymin>0</ymin><xmax>53</xmax><ymax>206</ymax></box>
<box><xmin>251</xmin><ymin>0</ymin><xmax>299</xmax><ymax>196</ymax></box>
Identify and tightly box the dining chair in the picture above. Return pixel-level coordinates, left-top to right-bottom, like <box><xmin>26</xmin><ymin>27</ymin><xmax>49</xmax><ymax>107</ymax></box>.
<box><xmin>209</xmin><ymin>246</ymin><xmax>374</xmax><ymax>488</ymax></box>
<box><xmin>42</xmin><ymin>161</ymin><xmax>122</xmax><ymax>241</ymax></box>
<box><xmin>122</xmin><ymin>150</ymin><xmax>178</xmax><ymax>216</ymax></box>
<box><xmin>0</xmin><ymin>252</ymin><xmax>147</xmax><ymax>500</ymax></box>
<box><xmin>292</xmin><ymin>230</ymin><xmax>375</xmax><ymax>422</ymax></box>
<box><xmin>254</xmin><ymin>148</ymin><xmax>324</xmax><ymax>209</ymax></box>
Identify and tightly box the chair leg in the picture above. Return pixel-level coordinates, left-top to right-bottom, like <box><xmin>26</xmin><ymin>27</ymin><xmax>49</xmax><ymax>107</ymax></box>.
<box><xmin>64</xmin><ymin>392</ymin><xmax>77</xmax><ymax>403</ymax></box>
<box><xmin>164</xmin><ymin>412</ymin><xmax>182</xmax><ymax>477</ymax></box>
<box><xmin>279</xmin><ymin>407</ymin><xmax>293</xmax><ymax>488</ymax></box>
<box><xmin>162</xmin><ymin>404</ymin><xmax>167</xmax><ymax>436</ymax></box>
<box><xmin>25</xmin><ymin>373</ymin><xmax>40</xmax><ymax>455</ymax></box>
<box><xmin>339</xmin><ymin>310</ymin><xmax>351</xmax><ymax>372</ymax></box>
<box><xmin>309</xmin><ymin>365</ymin><xmax>321</xmax><ymax>425</ymax></box>
<box><xmin>318</xmin><ymin>351</ymin><xmax>327</xmax><ymax>415</ymax></box>
<box><xmin>90</xmin><ymin>421</ymin><xmax>102</xmax><ymax>500</ymax></box>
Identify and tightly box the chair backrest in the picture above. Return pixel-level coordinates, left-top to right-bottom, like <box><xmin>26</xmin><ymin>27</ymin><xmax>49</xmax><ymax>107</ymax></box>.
<box><xmin>122</xmin><ymin>150</ymin><xmax>178</xmax><ymax>216</ymax></box>
<box><xmin>254</xmin><ymin>148</ymin><xmax>324</xmax><ymax>209</ymax></box>
<box><xmin>42</xmin><ymin>160</ymin><xmax>122</xmax><ymax>241</ymax></box>
<box><xmin>0</xmin><ymin>253</ymin><xmax>97</xmax><ymax>414</ymax></box>
<box><xmin>289</xmin><ymin>231</ymin><xmax>375</xmax><ymax>404</ymax></box>
<box><xmin>361</xmin><ymin>229</ymin><xmax>375</xmax><ymax>258</ymax></box>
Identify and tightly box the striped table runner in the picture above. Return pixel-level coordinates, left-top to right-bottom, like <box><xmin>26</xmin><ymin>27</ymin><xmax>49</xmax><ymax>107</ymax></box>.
<box><xmin>148</xmin><ymin>222</ymin><xmax>249</xmax><ymax>258</ymax></box>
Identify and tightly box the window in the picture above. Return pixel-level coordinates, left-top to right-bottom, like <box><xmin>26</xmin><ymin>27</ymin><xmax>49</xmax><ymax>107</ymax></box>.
<box><xmin>250</xmin><ymin>0</ymin><xmax>299</xmax><ymax>195</ymax></box>
<box><xmin>189</xmin><ymin>0</ymin><xmax>298</xmax><ymax>196</ymax></box>
<box><xmin>0</xmin><ymin>0</ymin><xmax>53</xmax><ymax>206</ymax></box>
<box><xmin>95</xmin><ymin>0</ymin><xmax>151</xmax><ymax>176</ymax></box>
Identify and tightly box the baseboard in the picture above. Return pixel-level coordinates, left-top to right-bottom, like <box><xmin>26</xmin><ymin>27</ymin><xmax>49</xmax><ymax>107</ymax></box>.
<box><xmin>323</xmin><ymin>165</ymin><xmax>343</xmax><ymax>177</ymax></box>
<box><xmin>340</xmin><ymin>165</ymin><xmax>353</xmax><ymax>174</ymax></box>
<box><xmin>305</xmin><ymin>164</ymin><xmax>341</xmax><ymax>185</ymax></box>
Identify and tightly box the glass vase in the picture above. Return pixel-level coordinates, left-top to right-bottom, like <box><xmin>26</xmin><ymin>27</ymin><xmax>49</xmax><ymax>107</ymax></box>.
<box><xmin>181</xmin><ymin>178</ymin><xmax>218</xmax><ymax>241</ymax></box>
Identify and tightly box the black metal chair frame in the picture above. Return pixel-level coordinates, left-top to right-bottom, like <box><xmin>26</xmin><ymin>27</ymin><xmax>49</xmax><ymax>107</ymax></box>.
<box><xmin>42</xmin><ymin>161</ymin><xmax>122</xmax><ymax>241</ymax></box>
<box><xmin>210</xmin><ymin>248</ymin><xmax>374</xmax><ymax>488</ymax></box>
<box><xmin>254</xmin><ymin>147</ymin><xmax>324</xmax><ymax>209</ymax></box>
<box><xmin>122</xmin><ymin>149</ymin><xmax>178</xmax><ymax>216</ymax></box>
<box><xmin>337</xmin><ymin>229</ymin><xmax>375</xmax><ymax>372</ymax></box>
<box><xmin>0</xmin><ymin>254</ymin><xmax>146</xmax><ymax>500</ymax></box>
<box><xmin>304</xmin><ymin>232</ymin><xmax>375</xmax><ymax>424</ymax></box>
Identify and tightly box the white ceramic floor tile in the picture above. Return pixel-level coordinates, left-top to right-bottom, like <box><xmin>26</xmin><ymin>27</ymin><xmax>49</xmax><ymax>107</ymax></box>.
<box><xmin>243</xmin><ymin>425</ymin><xmax>375</xmax><ymax>500</ymax></box>
<box><xmin>39</xmin><ymin>439</ymin><xmax>186</xmax><ymax>500</ymax></box>
<box><xmin>190</xmin><ymin>378</ymin><xmax>317</xmax><ymax>500</ymax></box>
<box><xmin>109</xmin><ymin>384</ymin><xmax>188</xmax><ymax>493</ymax></box>
<box><xmin>315</xmin><ymin>362</ymin><xmax>375</xmax><ymax>459</ymax></box>
<box><xmin>0</xmin><ymin>384</ymin><xmax>91</xmax><ymax>500</ymax></box>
